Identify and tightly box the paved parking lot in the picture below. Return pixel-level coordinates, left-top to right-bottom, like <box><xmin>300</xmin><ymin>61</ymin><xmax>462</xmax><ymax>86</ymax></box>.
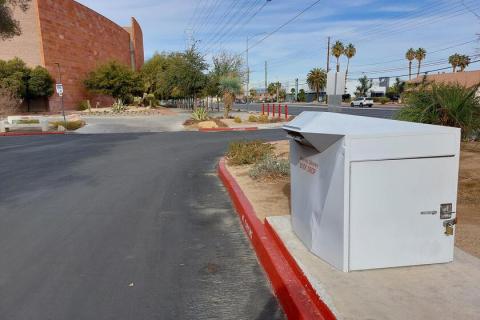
<box><xmin>0</xmin><ymin>131</ymin><xmax>286</xmax><ymax>320</ymax></box>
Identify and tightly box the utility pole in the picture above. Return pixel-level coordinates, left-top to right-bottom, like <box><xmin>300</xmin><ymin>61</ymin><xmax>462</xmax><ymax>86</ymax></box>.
<box><xmin>264</xmin><ymin>61</ymin><xmax>268</xmax><ymax>96</ymax></box>
<box><xmin>246</xmin><ymin>37</ymin><xmax>249</xmax><ymax>104</ymax></box>
<box><xmin>295</xmin><ymin>78</ymin><xmax>299</xmax><ymax>102</ymax></box>
<box><xmin>326</xmin><ymin>36</ymin><xmax>331</xmax><ymax>73</ymax></box>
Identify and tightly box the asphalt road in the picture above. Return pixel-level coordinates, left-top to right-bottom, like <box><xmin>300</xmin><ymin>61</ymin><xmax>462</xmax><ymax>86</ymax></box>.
<box><xmin>235</xmin><ymin>103</ymin><xmax>400</xmax><ymax>119</ymax></box>
<box><xmin>0</xmin><ymin>131</ymin><xmax>287</xmax><ymax>320</ymax></box>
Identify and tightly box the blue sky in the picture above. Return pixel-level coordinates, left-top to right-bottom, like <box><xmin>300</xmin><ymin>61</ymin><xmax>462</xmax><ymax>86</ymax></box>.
<box><xmin>78</xmin><ymin>0</ymin><xmax>479</xmax><ymax>92</ymax></box>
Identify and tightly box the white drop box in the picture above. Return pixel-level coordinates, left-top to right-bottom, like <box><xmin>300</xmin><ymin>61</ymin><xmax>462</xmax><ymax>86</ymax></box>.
<box><xmin>283</xmin><ymin>112</ymin><xmax>461</xmax><ymax>272</ymax></box>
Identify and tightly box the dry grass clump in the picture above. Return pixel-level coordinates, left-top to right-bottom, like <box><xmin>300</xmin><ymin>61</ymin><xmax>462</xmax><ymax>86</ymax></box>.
<box><xmin>226</xmin><ymin>140</ymin><xmax>274</xmax><ymax>165</ymax></box>
<box><xmin>49</xmin><ymin>120</ymin><xmax>85</xmax><ymax>131</ymax></box>
<box><xmin>248</xmin><ymin>155</ymin><xmax>290</xmax><ymax>180</ymax></box>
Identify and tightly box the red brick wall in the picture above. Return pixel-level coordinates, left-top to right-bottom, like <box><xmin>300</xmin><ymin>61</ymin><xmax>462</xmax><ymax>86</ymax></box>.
<box><xmin>36</xmin><ymin>0</ymin><xmax>133</xmax><ymax>111</ymax></box>
<box><xmin>0</xmin><ymin>0</ymin><xmax>43</xmax><ymax>67</ymax></box>
<box><xmin>131</xmin><ymin>18</ymin><xmax>144</xmax><ymax>71</ymax></box>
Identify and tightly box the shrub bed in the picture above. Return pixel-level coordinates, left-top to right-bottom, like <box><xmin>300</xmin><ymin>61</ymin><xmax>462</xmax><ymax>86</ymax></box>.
<box><xmin>226</xmin><ymin>140</ymin><xmax>274</xmax><ymax>165</ymax></box>
<box><xmin>248</xmin><ymin>155</ymin><xmax>290</xmax><ymax>180</ymax></box>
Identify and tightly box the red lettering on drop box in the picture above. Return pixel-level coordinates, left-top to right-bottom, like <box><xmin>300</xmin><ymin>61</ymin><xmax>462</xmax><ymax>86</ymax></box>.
<box><xmin>299</xmin><ymin>158</ymin><xmax>318</xmax><ymax>175</ymax></box>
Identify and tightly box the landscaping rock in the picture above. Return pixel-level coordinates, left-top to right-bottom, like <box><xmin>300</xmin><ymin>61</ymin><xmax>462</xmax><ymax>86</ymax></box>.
<box><xmin>198</xmin><ymin>121</ymin><xmax>218</xmax><ymax>129</ymax></box>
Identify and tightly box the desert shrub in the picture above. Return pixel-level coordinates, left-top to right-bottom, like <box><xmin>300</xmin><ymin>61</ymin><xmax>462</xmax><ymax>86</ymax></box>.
<box><xmin>396</xmin><ymin>83</ymin><xmax>480</xmax><ymax>139</ymax></box>
<box><xmin>49</xmin><ymin>120</ymin><xmax>85</xmax><ymax>131</ymax></box>
<box><xmin>248</xmin><ymin>114</ymin><xmax>258</xmax><ymax>122</ymax></box>
<box><xmin>258</xmin><ymin>114</ymin><xmax>269</xmax><ymax>123</ymax></box>
<box><xmin>249</xmin><ymin>155</ymin><xmax>290</xmax><ymax>180</ymax></box>
<box><xmin>226</xmin><ymin>140</ymin><xmax>274</xmax><ymax>165</ymax></box>
<box><xmin>133</xmin><ymin>96</ymin><xmax>143</xmax><ymax>107</ymax></box>
<box><xmin>77</xmin><ymin>100</ymin><xmax>90</xmax><ymax>111</ymax></box>
<box><xmin>191</xmin><ymin>107</ymin><xmax>209</xmax><ymax>121</ymax></box>
<box><xmin>0</xmin><ymin>86</ymin><xmax>20</xmax><ymax>117</ymax></box>
<box><xmin>144</xmin><ymin>93</ymin><xmax>157</xmax><ymax>107</ymax></box>
<box><xmin>112</xmin><ymin>99</ymin><xmax>127</xmax><ymax>113</ymax></box>
<box><xmin>0</xmin><ymin>58</ymin><xmax>54</xmax><ymax>102</ymax></box>
<box><xmin>234</xmin><ymin>116</ymin><xmax>242</xmax><ymax>123</ymax></box>
<box><xmin>84</xmin><ymin>61</ymin><xmax>143</xmax><ymax>103</ymax></box>
<box><xmin>379</xmin><ymin>97</ymin><xmax>390</xmax><ymax>105</ymax></box>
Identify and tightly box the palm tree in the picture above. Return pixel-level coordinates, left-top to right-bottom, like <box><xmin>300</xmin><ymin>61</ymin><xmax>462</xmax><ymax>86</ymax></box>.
<box><xmin>448</xmin><ymin>53</ymin><xmax>460</xmax><ymax>72</ymax></box>
<box><xmin>415</xmin><ymin>48</ymin><xmax>427</xmax><ymax>77</ymax></box>
<box><xmin>405</xmin><ymin>48</ymin><xmax>416</xmax><ymax>80</ymax></box>
<box><xmin>355</xmin><ymin>76</ymin><xmax>372</xmax><ymax>97</ymax></box>
<box><xmin>458</xmin><ymin>54</ymin><xmax>471</xmax><ymax>72</ymax></box>
<box><xmin>307</xmin><ymin>68</ymin><xmax>327</xmax><ymax>102</ymax></box>
<box><xmin>344</xmin><ymin>43</ymin><xmax>356</xmax><ymax>91</ymax></box>
<box><xmin>331</xmin><ymin>40</ymin><xmax>344</xmax><ymax>72</ymax></box>
<box><xmin>219</xmin><ymin>75</ymin><xmax>241</xmax><ymax>118</ymax></box>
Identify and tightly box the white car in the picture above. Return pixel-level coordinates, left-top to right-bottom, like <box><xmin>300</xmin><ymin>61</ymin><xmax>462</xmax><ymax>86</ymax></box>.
<box><xmin>350</xmin><ymin>97</ymin><xmax>374</xmax><ymax>108</ymax></box>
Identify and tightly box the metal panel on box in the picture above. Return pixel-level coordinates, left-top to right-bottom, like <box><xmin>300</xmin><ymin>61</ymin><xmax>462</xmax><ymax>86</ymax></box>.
<box><xmin>349</xmin><ymin>157</ymin><xmax>457</xmax><ymax>271</ymax></box>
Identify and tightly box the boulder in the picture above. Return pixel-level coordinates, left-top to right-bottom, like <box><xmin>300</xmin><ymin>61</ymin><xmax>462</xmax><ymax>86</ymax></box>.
<box><xmin>198</xmin><ymin>121</ymin><xmax>218</xmax><ymax>129</ymax></box>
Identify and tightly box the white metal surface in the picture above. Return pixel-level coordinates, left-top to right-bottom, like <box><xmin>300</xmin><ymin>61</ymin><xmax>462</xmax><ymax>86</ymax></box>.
<box><xmin>349</xmin><ymin>157</ymin><xmax>457</xmax><ymax>271</ymax></box>
<box><xmin>284</xmin><ymin>112</ymin><xmax>461</xmax><ymax>272</ymax></box>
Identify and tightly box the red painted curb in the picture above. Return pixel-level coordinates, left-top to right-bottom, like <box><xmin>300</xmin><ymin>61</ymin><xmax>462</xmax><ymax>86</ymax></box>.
<box><xmin>0</xmin><ymin>132</ymin><xmax>65</xmax><ymax>137</ymax></box>
<box><xmin>199</xmin><ymin>127</ymin><xmax>258</xmax><ymax>132</ymax></box>
<box><xmin>265</xmin><ymin>220</ymin><xmax>335</xmax><ymax>318</ymax></box>
<box><xmin>218</xmin><ymin>158</ymin><xmax>336</xmax><ymax>320</ymax></box>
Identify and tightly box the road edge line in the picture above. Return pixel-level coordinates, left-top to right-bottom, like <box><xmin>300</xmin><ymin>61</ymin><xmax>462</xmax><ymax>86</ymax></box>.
<box><xmin>218</xmin><ymin>157</ymin><xmax>335</xmax><ymax>320</ymax></box>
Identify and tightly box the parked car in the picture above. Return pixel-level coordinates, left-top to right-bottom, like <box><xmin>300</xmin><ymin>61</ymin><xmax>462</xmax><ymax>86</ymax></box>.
<box><xmin>350</xmin><ymin>97</ymin><xmax>374</xmax><ymax>108</ymax></box>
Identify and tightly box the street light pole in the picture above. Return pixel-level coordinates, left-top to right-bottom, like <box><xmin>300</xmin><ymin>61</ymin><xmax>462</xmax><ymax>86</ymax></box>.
<box><xmin>246</xmin><ymin>36</ymin><xmax>249</xmax><ymax>104</ymax></box>
<box><xmin>54</xmin><ymin>63</ymin><xmax>67</xmax><ymax>127</ymax></box>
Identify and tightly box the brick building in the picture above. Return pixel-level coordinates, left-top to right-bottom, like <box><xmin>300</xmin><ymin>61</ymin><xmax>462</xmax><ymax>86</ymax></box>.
<box><xmin>0</xmin><ymin>0</ymin><xmax>144</xmax><ymax>111</ymax></box>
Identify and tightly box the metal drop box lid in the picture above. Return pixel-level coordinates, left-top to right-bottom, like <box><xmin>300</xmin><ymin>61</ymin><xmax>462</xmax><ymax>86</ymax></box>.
<box><xmin>283</xmin><ymin>112</ymin><xmax>460</xmax><ymax>161</ymax></box>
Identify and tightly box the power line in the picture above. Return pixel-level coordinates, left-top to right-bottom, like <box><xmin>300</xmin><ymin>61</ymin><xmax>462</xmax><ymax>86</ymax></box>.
<box><xmin>198</xmin><ymin>0</ymin><xmax>245</xmax><ymax>50</ymax></box>
<box><xmin>202</xmin><ymin>0</ymin><xmax>264</xmax><ymax>54</ymax></box>
<box><xmin>240</xmin><ymin>0</ymin><xmax>323</xmax><ymax>55</ymax></box>
<box><xmin>343</xmin><ymin>2</ymin><xmax>479</xmax><ymax>44</ymax></box>
<box><xmin>206</xmin><ymin>0</ymin><xmax>270</xmax><ymax>55</ymax></box>
<box><xmin>349</xmin><ymin>52</ymin><xmax>480</xmax><ymax>76</ymax></box>
<box><xmin>347</xmin><ymin>59</ymin><xmax>480</xmax><ymax>81</ymax></box>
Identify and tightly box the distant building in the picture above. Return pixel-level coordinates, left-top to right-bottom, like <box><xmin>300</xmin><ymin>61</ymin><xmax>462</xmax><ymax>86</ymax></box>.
<box><xmin>409</xmin><ymin>70</ymin><xmax>480</xmax><ymax>91</ymax></box>
<box><xmin>0</xmin><ymin>0</ymin><xmax>144</xmax><ymax>111</ymax></box>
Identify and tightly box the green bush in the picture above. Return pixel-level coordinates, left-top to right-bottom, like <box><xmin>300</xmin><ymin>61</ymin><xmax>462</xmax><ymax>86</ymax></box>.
<box><xmin>396</xmin><ymin>83</ymin><xmax>480</xmax><ymax>139</ymax></box>
<box><xmin>191</xmin><ymin>107</ymin><xmax>209</xmax><ymax>121</ymax></box>
<box><xmin>77</xmin><ymin>100</ymin><xmax>90</xmax><ymax>111</ymax></box>
<box><xmin>0</xmin><ymin>58</ymin><xmax>54</xmax><ymax>101</ymax></box>
<box><xmin>249</xmin><ymin>155</ymin><xmax>290</xmax><ymax>180</ymax></box>
<box><xmin>379</xmin><ymin>97</ymin><xmax>390</xmax><ymax>105</ymax></box>
<box><xmin>248</xmin><ymin>114</ymin><xmax>258</xmax><ymax>122</ymax></box>
<box><xmin>84</xmin><ymin>61</ymin><xmax>143</xmax><ymax>103</ymax></box>
<box><xmin>258</xmin><ymin>114</ymin><xmax>269</xmax><ymax>123</ymax></box>
<box><xmin>112</xmin><ymin>99</ymin><xmax>127</xmax><ymax>113</ymax></box>
<box><xmin>133</xmin><ymin>96</ymin><xmax>143</xmax><ymax>107</ymax></box>
<box><xmin>234</xmin><ymin>116</ymin><xmax>242</xmax><ymax>123</ymax></box>
<box><xmin>226</xmin><ymin>140</ymin><xmax>274</xmax><ymax>165</ymax></box>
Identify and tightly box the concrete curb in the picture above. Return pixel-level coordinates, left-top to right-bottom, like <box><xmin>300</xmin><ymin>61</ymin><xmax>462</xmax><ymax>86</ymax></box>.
<box><xmin>199</xmin><ymin>127</ymin><xmax>258</xmax><ymax>132</ymax></box>
<box><xmin>0</xmin><ymin>132</ymin><xmax>65</xmax><ymax>137</ymax></box>
<box><xmin>218</xmin><ymin>158</ymin><xmax>336</xmax><ymax>320</ymax></box>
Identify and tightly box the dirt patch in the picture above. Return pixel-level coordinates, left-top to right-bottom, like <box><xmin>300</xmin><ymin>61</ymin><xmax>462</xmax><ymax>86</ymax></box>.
<box><xmin>226</xmin><ymin>141</ymin><xmax>291</xmax><ymax>221</ymax></box>
<box><xmin>183</xmin><ymin>118</ymin><xmax>228</xmax><ymax>129</ymax></box>
<box><xmin>456</xmin><ymin>141</ymin><xmax>480</xmax><ymax>257</ymax></box>
<box><xmin>226</xmin><ymin>140</ymin><xmax>480</xmax><ymax>258</ymax></box>
<box><xmin>79</xmin><ymin>106</ymin><xmax>176</xmax><ymax>116</ymax></box>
